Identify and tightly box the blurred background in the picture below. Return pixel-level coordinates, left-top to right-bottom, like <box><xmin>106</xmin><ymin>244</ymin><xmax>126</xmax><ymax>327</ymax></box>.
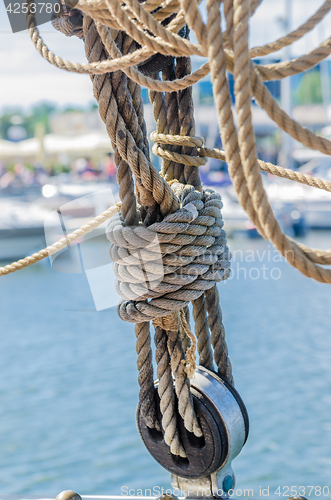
<box><xmin>1</xmin><ymin>0</ymin><xmax>331</xmax><ymax>497</ymax></box>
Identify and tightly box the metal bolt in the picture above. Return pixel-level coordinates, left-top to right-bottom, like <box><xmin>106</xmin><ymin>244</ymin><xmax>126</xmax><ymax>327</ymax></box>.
<box><xmin>157</xmin><ymin>495</ymin><xmax>178</xmax><ymax>500</ymax></box>
<box><xmin>55</xmin><ymin>490</ymin><xmax>82</xmax><ymax>500</ymax></box>
<box><xmin>222</xmin><ymin>474</ymin><xmax>234</xmax><ymax>492</ymax></box>
<box><xmin>287</xmin><ymin>497</ymin><xmax>308</xmax><ymax>500</ymax></box>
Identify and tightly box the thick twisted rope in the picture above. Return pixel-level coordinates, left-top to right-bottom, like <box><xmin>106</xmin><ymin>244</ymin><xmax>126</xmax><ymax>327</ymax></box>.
<box><xmin>107</xmin><ymin>184</ymin><xmax>229</xmax><ymax>444</ymax></box>
<box><xmin>149</xmin><ymin>58</ymin><xmax>219</xmax><ymax>384</ymax></box>
<box><xmin>179</xmin><ymin>308</ymin><xmax>198</xmax><ymax>378</ymax></box>
<box><xmin>235</xmin><ymin>0</ymin><xmax>331</xmax><ymax>283</ymax></box>
<box><xmin>110</xmin><ymin>33</ymin><xmax>139</xmax><ymax>226</ymax></box>
<box><xmin>161</xmin><ymin>61</ymin><xmax>183</xmax><ymax>183</ymax></box>
<box><xmin>176</xmin><ymin>50</ymin><xmax>202</xmax><ymax>187</ymax></box>
<box><xmin>135</xmin><ymin>322</ymin><xmax>160</xmax><ymax>431</ymax></box>
<box><xmin>154</xmin><ymin>325</ymin><xmax>187</xmax><ymax>457</ymax></box>
<box><xmin>86</xmin><ymin>14</ymin><xmax>224</xmax><ymax>447</ymax></box>
<box><xmin>83</xmin><ymin>15</ymin><xmax>178</xmax><ymax>217</ymax></box>
<box><xmin>250</xmin><ymin>0</ymin><xmax>331</xmax><ymax>57</ymax></box>
<box><xmin>205</xmin><ymin>285</ymin><xmax>233</xmax><ymax>384</ymax></box>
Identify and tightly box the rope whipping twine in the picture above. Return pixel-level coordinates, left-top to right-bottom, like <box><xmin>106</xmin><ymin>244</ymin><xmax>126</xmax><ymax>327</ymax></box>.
<box><xmin>16</xmin><ymin>0</ymin><xmax>331</xmax><ymax>454</ymax></box>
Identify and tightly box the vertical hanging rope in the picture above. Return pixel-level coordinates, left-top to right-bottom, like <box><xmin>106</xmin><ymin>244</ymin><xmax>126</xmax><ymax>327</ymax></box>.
<box><xmin>180</xmin><ymin>305</ymin><xmax>191</xmax><ymax>353</ymax></box>
<box><xmin>175</xmin><ymin>41</ymin><xmax>201</xmax><ymax>188</ymax></box>
<box><xmin>193</xmin><ymin>294</ymin><xmax>214</xmax><ymax>370</ymax></box>
<box><xmin>135</xmin><ymin>322</ymin><xmax>160</xmax><ymax>431</ymax></box>
<box><xmin>205</xmin><ymin>286</ymin><xmax>233</xmax><ymax>384</ymax></box>
<box><xmin>161</xmin><ymin>61</ymin><xmax>183</xmax><ymax>182</ymax></box>
<box><xmin>167</xmin><ymin>327</ymin><xmax>202</xmax><ymax>437</ymax></box>
<box><xmin>155</xmin><ymin>325</ymin><xmax>186</xmax><ymax>457</ymax></box>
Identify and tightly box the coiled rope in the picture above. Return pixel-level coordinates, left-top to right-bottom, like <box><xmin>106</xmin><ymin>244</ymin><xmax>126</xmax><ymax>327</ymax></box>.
<box><xmin>11</xmin><ymin>0</ymin><xmax>331</xmax><ymax>458</ymax></box>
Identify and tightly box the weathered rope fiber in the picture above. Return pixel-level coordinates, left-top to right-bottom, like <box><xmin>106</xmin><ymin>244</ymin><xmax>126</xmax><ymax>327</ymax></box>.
<box><xmin>179</xmin><ymin>308</ymin><xmax>198</xmax><ymax>379</ymax></box>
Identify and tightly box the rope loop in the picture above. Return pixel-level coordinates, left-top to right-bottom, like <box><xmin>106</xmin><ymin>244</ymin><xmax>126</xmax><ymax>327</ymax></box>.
<box><xmin>153</xmin><ymin>143</ymin><xmax>208</xmax><ymax>167</ymax></box>
<box><xmin>151</xmin><ymin>131</ymin><xmax>204</xmax><ymax>147</ymax></box>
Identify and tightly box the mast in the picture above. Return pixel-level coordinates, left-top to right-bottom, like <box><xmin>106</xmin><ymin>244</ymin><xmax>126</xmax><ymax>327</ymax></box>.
<box><xmin>279</xmin><ymin>0</ymin><xmax>293</xmax><ymax>169</ymax></box>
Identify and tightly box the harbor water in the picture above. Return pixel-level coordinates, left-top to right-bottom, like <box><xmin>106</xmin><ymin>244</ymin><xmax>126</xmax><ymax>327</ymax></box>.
<box><xmin>0</xmin><ymin>232</ymin><xmax>331</xmax><ymax>498</ymax></box>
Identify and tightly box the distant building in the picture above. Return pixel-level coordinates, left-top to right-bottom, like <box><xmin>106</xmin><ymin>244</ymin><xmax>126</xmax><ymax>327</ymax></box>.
<box><xmin>49</xmin><ymin>110</ymin><xmax>105</xmax><ymax>134</ymax></box>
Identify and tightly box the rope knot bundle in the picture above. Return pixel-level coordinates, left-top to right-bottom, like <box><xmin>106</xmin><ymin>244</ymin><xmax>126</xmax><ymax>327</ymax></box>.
<box><xmin>106</xmin><ymin>184</ymin><xmax>231</xmax><ymax>324</ymax></box>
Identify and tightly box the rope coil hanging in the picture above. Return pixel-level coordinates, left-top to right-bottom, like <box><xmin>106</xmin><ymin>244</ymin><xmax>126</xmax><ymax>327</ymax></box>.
<box><xmin>17</xmin><ymin>0</ymin><xmax>331</xmax><ymax>458</ymax></box>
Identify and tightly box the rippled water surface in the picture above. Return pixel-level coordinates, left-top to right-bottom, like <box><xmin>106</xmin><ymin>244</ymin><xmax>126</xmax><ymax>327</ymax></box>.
<box><xmin>1</xmin><ymin>232</ymin><xmax>331</xmax><ymax>497</ymax></box>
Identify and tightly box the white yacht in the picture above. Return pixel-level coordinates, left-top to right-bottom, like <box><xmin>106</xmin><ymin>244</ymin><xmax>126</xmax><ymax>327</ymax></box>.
<box><xmin>0</xmin><ymin>199</ymin><xmax>52</xmax><ymax>261</ymax></box>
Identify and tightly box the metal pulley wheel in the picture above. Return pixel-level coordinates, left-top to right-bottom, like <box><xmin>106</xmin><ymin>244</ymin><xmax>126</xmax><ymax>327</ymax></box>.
<box><xmin>137</xmin><ymin>366</ymin><xmax>249</xmax><ymax>494</ymax></box>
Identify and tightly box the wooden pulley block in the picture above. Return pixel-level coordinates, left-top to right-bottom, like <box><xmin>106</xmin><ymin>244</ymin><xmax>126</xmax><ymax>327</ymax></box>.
<box><xmin>136</xmin><ymin>366</ymin><xmax>249</xmax><ymax>484</ymax></box>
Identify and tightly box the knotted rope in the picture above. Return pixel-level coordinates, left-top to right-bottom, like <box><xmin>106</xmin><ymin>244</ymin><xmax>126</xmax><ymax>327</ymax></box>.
<box><xmin>106</xmin><ymin>182</ymin><xmax>231</xmax><ymax>454</ymax></box>
<box><xmin>108</xmin><ymin>185</ymin><xmax>230</xmax><ymax>323</ymax></box>
<box><xmin>17</xmin><ymin>0</ymin><xmax>331</xmax><ymax>458</ymax></box>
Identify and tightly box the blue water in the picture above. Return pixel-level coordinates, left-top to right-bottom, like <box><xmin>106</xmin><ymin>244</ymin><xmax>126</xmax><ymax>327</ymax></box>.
<box><xmin>1</xmin><ymin>232</ymin><xmax>331</xmax><ymax>498</ymax></box>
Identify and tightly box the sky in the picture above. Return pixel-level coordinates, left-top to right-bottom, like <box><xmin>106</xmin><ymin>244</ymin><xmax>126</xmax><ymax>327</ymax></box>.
<box><xmin>0</xmin><ymin>0</ymin><xmax>330</xmax><ymax>110</ymax></box>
